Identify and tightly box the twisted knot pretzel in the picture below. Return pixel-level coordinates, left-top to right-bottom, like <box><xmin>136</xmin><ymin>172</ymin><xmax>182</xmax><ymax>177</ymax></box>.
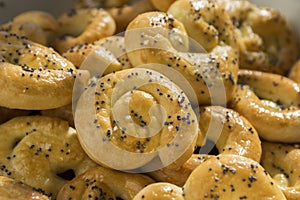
<box><xmin>57</xmin><ymin>166</ymin><xmax>155</xmax><ymax>200</ymax></box>
<box><xmin>0</xmin><ymin>31</ymin><xmax>76</xmax><ymax>110</ymax></box>
<box><xmin>231</xmin><ymin>70</ymin><xmax>300</xmax><ymax>143</ymax></box>
<box><xmin>125</xmin><ymin>11</ymin><xmax>239</xmax><ymax>105</ymax></box>
<box><xmin>53</xmin><ymin>8</ymin><xmax>116</xmax><ymax>53</ymax></box>
<box><xmin>261</xmin><ymin>142</ymin><xmax>300</xmax><ymax>200</ymax></box>
<box><xmin>0</xmin><ymin>176</ymin><xmax>49</xmax><ymax>200</ymax></box>
<box><xmin>149</xmin><ymin>106</ymin><xmax>262</xmax><ymax>186</ymax></box>
<box><xmin>218</xmin><ymin>0</ymin><xmax>299</xmax><ymax>75</ymax></box>
<box><xmin>74</xmin><ymin>68</ymin><xmax>198</xmax><ymax>171</ymax></box>
<box><xmin>135</xmin><ymin>155</ymin><xmax>287</xmax><ymax>200</ymax></box>
<box><xmin>0</xmin><ymin>116</ymin><xmax>97</xmax><ymax>198</ymax></box>
<box><xmin>0</xmin><ymin>11</ymin><xmax>58</xmax><ymax>46</ymax></box>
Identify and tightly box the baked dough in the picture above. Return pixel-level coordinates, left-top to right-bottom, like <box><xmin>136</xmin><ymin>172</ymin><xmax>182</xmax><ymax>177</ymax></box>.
<box><xmin>53</xmin><ymin>8</ymin><xmax>116</xmax><ymax>53</ymax></box>
<box><xmin>0</xmin><ymin>11</ymin><xmax>58</xmax><ymax>46</ymax></box>
<box><xmin>57</xmin><ymin>166</ymin><xmax>154</xmax><ymax>200</ymax></box>
<box><xmin>0</xmin><ymin>116</ymin><xmax>97</xmax><ymax>198</ymax></box>
<box><xmin>0</xmin><ymin>176</ymin><xmax>49</xmax><ymax>200</ymax></box>
<box><xmin>261</xmin><ymin>142</ymin><xmax>300</xmax><ymax>200</ymax></box>
<box><xmin>231</xmin><ymin>70</ymin><xmax>300</xmax><ymax>143</ymax></box>
<box><xmin>0</xmin><ymin>31</ymin><xmax>76</xmax><ymax>110</ymax></box>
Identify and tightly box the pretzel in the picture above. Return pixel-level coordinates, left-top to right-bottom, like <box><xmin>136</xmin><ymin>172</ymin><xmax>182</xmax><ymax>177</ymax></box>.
<box><xmin>139</xmin><ymin>154</ymin><xmax>287</xmax><ymax>199</ymax></box>
<box><xmin>133</xmin><ymin>182</ymin><xmax>184</xmax><ymax>200</ymax></box>
<box><xmin>148</xmin><ymin>106</ymin><xmax>262</xmax><ymax>186</ymax></box>
<box><xmin>125</xmin><ymin>11</ymin><xmax>239</xmax><ymax>105</ymax></box>
<box><xmin>63</xmin><ymin>36</ymin><xmax>132</xmax><ymax>73</ymax></box>
<box><xmin>0</xmin><ymin>176</ymin><xmax>49</xmax><ymax>200</ymax></box>
<box><xmin>74</xmin><ymin>0</ymin><xmax>155</xmax><ymax>33</ymax></box>
<box><xmin>289</xmin><ymin>60</ymin><xmax>300</xmax><ymax>84</ymax></box>
<box><xmin>53</xmin><ymin>8</ymin><xmax>116</xmax><ymax>53</ymax></box>
<box><xmin>183</xmin><ymin>154</ymin><xmax>287</xmax><ymax>200</ymax></box>
<box><xmin>261</xmin><ymin>142</ymin><xmax>300</xmax><ymax>200</ymax></box>
<box><xmin>0</xmin><ymin>116</ymin><xmax>98</xmax><ymax>198</ymax></box>
<box><xmin>167</xmin><ymin>0</ymin><xmax>239</xmax><ymax>51</ymax></box>
<box><xmin>217</xmin><ymin>0</ymin><xmax>299</xmax><ymax>75</ymax></box>
<box><xmin>74</xmin><ymin>68</ymin><xmax>198</xmax><ymax>171</ymax></box>
<box><xmin>231</xmin><ymin>69</ymin><xmax>300</xmax><ymax>143</ymax></box>
<box><xmin>148</xmin><ymin>154</ymin><xmax>211</xmax><ymax>187</ymax></box>
<box><xmin>0</xmin><ymin>31</ymin><xmax>76</xmax><ymax>110</ymax></box>
<box><xmin>0</xmin><ymin>11</ymin><xmax>58</xmax><ymax>46</ymax></box>
<box><xmin>57</xmin><ymin>166</ymin><xmax>154</xmax><ymax>200</ymax></box>
<box><xmin>107</xmin><ymin>0</ymin><xmax>155</xmax><ymax>32</ymax></box>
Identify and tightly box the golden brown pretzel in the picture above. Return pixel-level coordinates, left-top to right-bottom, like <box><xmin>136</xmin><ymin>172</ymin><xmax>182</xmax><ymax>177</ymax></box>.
<box><xmin>289</xmin><ymin>60</ymin><xmax>300</xmax><ymax>84</ymax></box>
<box><xmin>198</xmin><ymin>106</ymin><xmax>262</xmax><ymax>161</ymax></box>
<box><xmin>125</xmin><ymin>11</ymin><xmax>238</xmax><ymax>105</ymax></box>
<box><xmin>0</xmin><ymin>31</ymin><xmax>76</xmax><ymax>110</ymax></box>
<box><xmin>167</xmin><ymin>0</ymin><xmax>239</xmax><ymax>51</ymax></box>
<box><xmin>0</xmin><ymin>176</ymin><xmax>49</xmax><ymax>200</ymax></box>
<box><xmin>261</xmin><ymin>142</ymin><xmax>300</xmax><ymax>200</ymax></box>
<box><xmin>57</xmin><ymin>166</ymin><xmax>154</xmax><ymax>200</ymax></box>
<box><xmin>137</xmin><ymin>154</ymin><xmax>288</xmax><ymax>199</ymax></box>
<box><xmin>231</xmin><ymin>70</ymin><xmax>300</xmax><ymax>143</ymax></box>
<box><xmin>63</xmin><ymin>36</ymin><xmax>132</xmax><ymax>73</ymax></box>
<box><xmin>0</xmin><ymin>11</ymin><xmax>59</xmax><ymax>46</ymax></box>
<box><xmin>133</xmin><ymin>182</ymin><xmax>185</xmax><ymax>200</ymax></box>
<box><xmin>218</xmin><ymin>0</ymin><xmax>299</xmax><ymax>75</ymax></box>
<box><xmin>149</xmin><ymin>106</ymin><xmax>262</xmax><ymax>186</ymax></box>
<box><xmin>74</xmin><ymin>68</ymin><xmax>198</xmax><ymax>171</ymax></box>
<box><xmin>53</xmin><ymin>8</ymin><xmax>116</xmax><ymax>53</ymax></box>
<box><xmin>148</xmin><ymin>154</ymin><xmax>212</xmax><ymax>187</ymax></box>
<box><xmin>107</xmin><ymin>0</ymin><xmax>155</xmax><ymax>32</ymax></box>
<box><xmin>74</xmin><ymin>0</ymin><xmax>155</xmax><ymax>33</ymax></box>
<box><xmin>183</xmin><ymin>154</ymin><xmax>287</xmax><ymax>200</ymax></box>
<box><xmin>0</xmin><ymin>116</ymin><xmax>97</xmax><ymax>198</ymax></box>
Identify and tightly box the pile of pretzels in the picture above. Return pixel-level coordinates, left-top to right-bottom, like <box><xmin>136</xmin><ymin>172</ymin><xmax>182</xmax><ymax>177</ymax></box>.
<box><xmin>0</xmin><ymin>0</ymin><xmax>299</xmax><ymax>199</ymax></box>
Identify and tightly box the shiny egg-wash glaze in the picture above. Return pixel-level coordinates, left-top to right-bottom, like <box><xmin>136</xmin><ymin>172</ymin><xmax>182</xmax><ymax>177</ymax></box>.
<box><xmin>148</xmin><ymin>106</ymin><xmax>262</xmax><ymax>186</ymax></box>
<box><xmin>231</xmin><ymin>70</ymin><xmax>300</xmax><ymax>143</ymax></box>
<box><xmin>0</xmin><ymin>11</ymin><xmax>59</xmax><ymax>46</ymax></box>
<box><xmin>0</xmin><ymin>116</ymin><xmax>98</xmax><ymax>199</ymax></box>
<box><xmin>0</xmin><ymin>176</ymin><xmax>49</xmax><ymax>200</ymax></box>
<box><xmin>0</xmin><ymin>32</ymin><xmax>76</xmax><ymax>110</ymax></box>
<box><xmin>125</xmin><ymin>11</ymin><xmax>239</xmax><ymax>105</ymax></box>
<box><xmin>261</xmin><ymin>142</ymin><xmax>300</xmax><ymax>200</ymax></box>
<box><xmin>217</xmin><ymin>0</ymin><xmax>299</xmax><ymax>75</ymax></box>
<box><xmin>53</xmin><ymin>8</ymin><xmax>116</xmax><ymax>53</ymax></box>
<box><xmin>57</xmin><ymin>166</ymin><xmax>154</xmax><ymax>200</ymax></box>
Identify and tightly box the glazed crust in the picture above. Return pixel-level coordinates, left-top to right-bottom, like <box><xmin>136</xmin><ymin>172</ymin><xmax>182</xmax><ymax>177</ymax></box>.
<box><xmin>0</xmin><ymin>11</ymin><xmax>59</xmax><ymax>46</ymax></box>
<box><xmin>125</xmin><ymin>12</ymin><xmax>239</xmax><ymax>105</ymax></box>
<box><xmin>53</xmin><ymin>8</ymin><xmax>116</xmax><ymax>53</ymax></box>
<box><xmin>218</xmin><ymin>0</ymin><xmax>299</xmax><ymax>75</ymax></box>
<box><xmin>0</xmin><ymin>176</ymin><xmax>49</xmax><ymax>200</ymax></box>
<box><xmin>0</xmin><ymin>116</ymin><xmax>97</xmax><ymax>198</ymax></box>
<box><xmin>261</xmin><ymin>142</ymin><xmax>300</xmax><ymax>200</ymax></box>
<box><xmin>133</xmin><ymin>182</ymin><xmax>185</xmax><ymax>200</ymax></box>
<box><xmin>74</xmin><ymin>68</ymin><xmax>198</xmax><ymax>170</ymax></box>
<box><xmin>0</xmin><ymin>31</ymin><xmax>76</xmax><ymax>110</ymax></box>
<box><xmin>231</xmin><ymin>70</ymin><xmax>300</xmax><ymax>143</ymax></box>
<box><xmin>183</xmin><ymin>154</ymin><xmax>287</xmax><ymax>200</ymax></box>
<box><xmin>57</xmin><ymin>166</ymin><xmax>154</xmax><ymax>200</ymax></box>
